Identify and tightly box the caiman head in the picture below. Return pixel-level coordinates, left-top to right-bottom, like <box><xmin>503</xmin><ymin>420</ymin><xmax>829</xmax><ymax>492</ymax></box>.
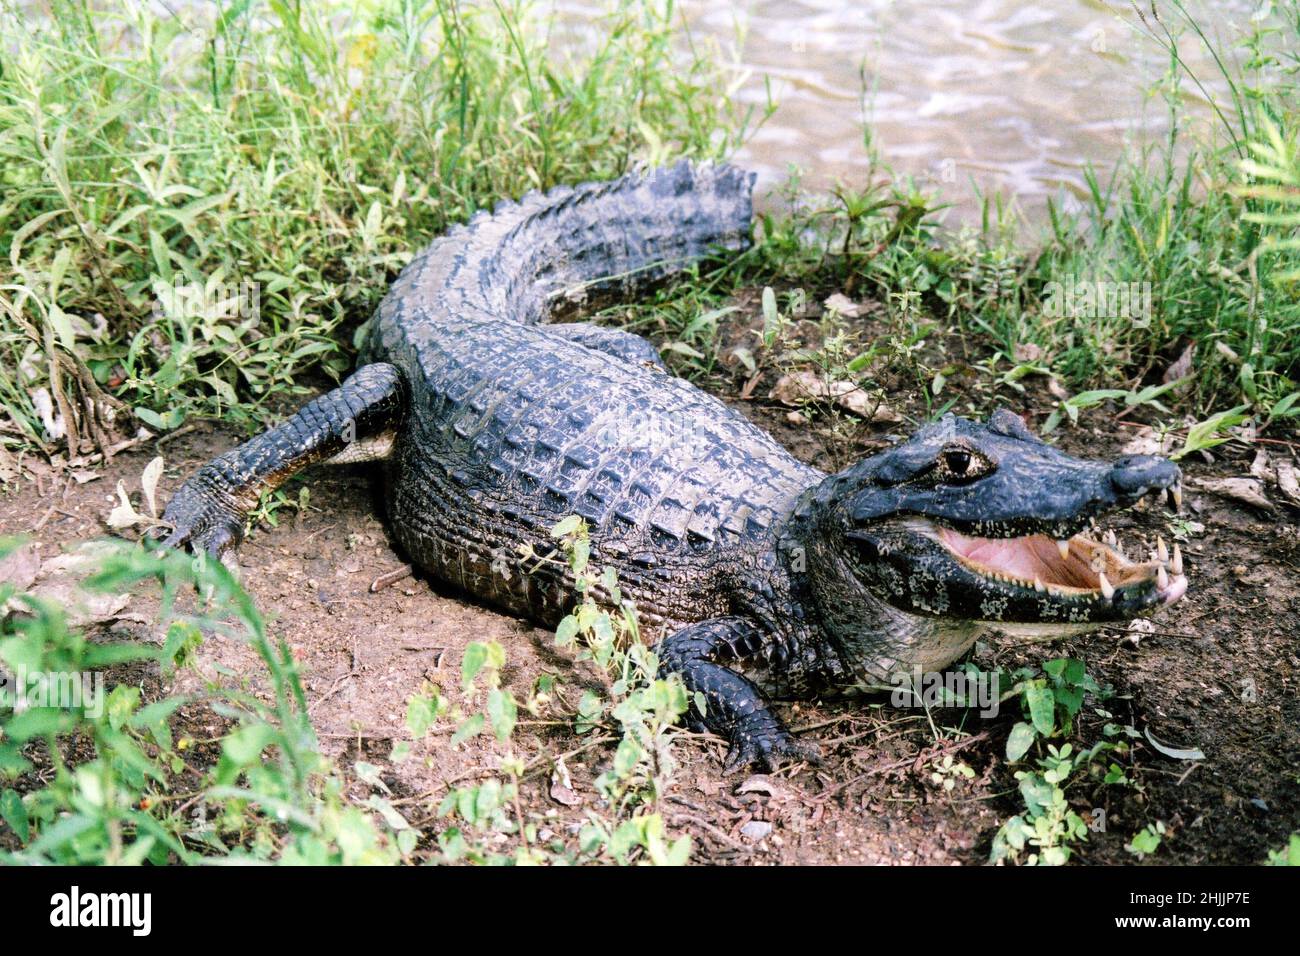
<box><xmin>792</xmin><ymin>409</ymin><xmax>1187</xmax><ymax>671</ymax></box>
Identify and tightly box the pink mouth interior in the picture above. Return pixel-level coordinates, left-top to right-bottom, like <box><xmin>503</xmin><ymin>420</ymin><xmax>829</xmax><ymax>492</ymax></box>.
<box><xmin>938</xmin><ymin>528</ymin><xmax>1185</xmax><ymax>603</ymax></box>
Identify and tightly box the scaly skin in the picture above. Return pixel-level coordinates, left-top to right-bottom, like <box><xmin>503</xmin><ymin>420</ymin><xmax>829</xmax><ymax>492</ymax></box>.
<box><xmin>161</xmin><ymin>161</ymin><xmax>1188</xmax><ymax>772</ymax></box>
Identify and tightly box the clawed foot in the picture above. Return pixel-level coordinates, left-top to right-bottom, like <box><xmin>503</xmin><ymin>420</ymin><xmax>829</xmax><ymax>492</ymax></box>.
<box><xmin>723</xmin><ymin>717</ymin><xmax>822</xmax><ymax>774</ymax></box>
<box><xmin>149</xmin><ymin>470</ymin><xmax>246</xmax><ymax>559</ymax></box>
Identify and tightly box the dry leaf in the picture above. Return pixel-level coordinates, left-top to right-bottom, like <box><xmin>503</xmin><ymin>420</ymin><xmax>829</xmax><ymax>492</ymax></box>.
<box><xmin>0</xmin><ymin>541</ymin><xmax>42</xmax><ymax>591</ymax></box>
<box><xmin>0</xmin><ymin>443</ymin><xmax>17</xmax><ymax>485</ymax></box>
<box><xmin>1124</xmin><ymin>618</ymin><xmax>1156</xmax><ymax>648</ymax></box>
<box><xmin>822</xmin><ymin>293</ymin><xmax>867</xmax><ymax>318</ymax></box>
<box><xmin>740</xmin><ymin>820</ymin><xmax>773</xmax><ymax>841</ymax></box>
<box><xmin>770</xmin><ymin>371</ymin><xmax>901</xmax><ymax>422</ymax></box>
<box><xmin>770</xmin><ymin>371</ymin><xmax>819</xmax><ymax>405</ymax></box>
<box><xmin>737</xmin><ymin>774</ymin><xmax>783</xmax><ymax>799</ymax></box>
<box><xmin>1274</xmin><ymin>459</ymin><xmax>1300</xmax><ymax>504</ymax></box>
<box><xmin>1163</xmin><ymin>342</ymin><xmax>1195</xmax><ymax>386</ymax></box>
<box><xmin>1144</xmin><ymin>726</ymin><xmax>1205</xmax><ymax>761</ymax></box>
<box><xmin>1013</xmin><ymin>342</ymin><xmax>1045</xmax><ymax>363</ymax></box>
<box><xmin>1121</xmin><ymin>426</ymin><xmax>1178</xmax><ymax>457</ymax></box>
<box><xmin>549</xmin><ymin>757</ymin><xmax>582</xmax><ymax>807</ymax></box>
<box><xmin>1250</xmin><ymin>449</ymin><xmax>1270</xmax><ymax>479</ymax></box>
<box><xmin>141</xmin><ymin>456</ymin><xmax>164</xmax><ymax>518</ymax></box>
<box><xmin>106</xmin><ymin>479</ymin><xmax>145</xmax><ymax>530</ymax></box>
<box><xmin>1191</xmin><ymin>476</ymin><xmax>1275</xmax><ymax>512</ymax></box>
<box><xmin>5</xmin><ymin>540</ymin><xmax>133</xmax><ymax>627</ymax></box>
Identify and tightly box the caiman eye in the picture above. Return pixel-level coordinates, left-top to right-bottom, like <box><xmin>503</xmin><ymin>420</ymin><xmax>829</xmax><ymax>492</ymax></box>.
<box><xmin>936</xmin><ymin>443</ymin><xmax>992</xmax><ymax>482</ymax></box>
<box><xmin>944</xmin><ymin>450</ymin><xmax>972</xmax><ymax>475</ymax></box>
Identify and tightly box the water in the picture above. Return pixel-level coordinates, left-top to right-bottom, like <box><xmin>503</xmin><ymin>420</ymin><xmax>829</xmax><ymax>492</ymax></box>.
<box><xmin>563</xmin><ymin>0</ymin><xmax>1259</xmax><ymax>223</ymax></box>
<box><xmin>38</xmin><ymin>1</ymin><xmax>1260</xmax><ymax>225</ymax></box>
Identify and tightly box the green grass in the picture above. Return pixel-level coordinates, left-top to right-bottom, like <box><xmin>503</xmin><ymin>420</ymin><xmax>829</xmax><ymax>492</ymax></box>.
<box><xmin>0</xmin><ymin>535</ymin><xmax>398</xmax><ymax>864</ymax></box>
<box><xmin>0</xmin><ymin>0</ymin><xmax>759</xmax><ymax>454</ymax></box>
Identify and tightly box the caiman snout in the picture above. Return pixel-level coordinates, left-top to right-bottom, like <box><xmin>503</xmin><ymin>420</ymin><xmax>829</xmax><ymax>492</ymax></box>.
<box><xmin>1109</xmin><ymin>455</ymin><xmax>1181</xmax><ymax>501</ymax></box>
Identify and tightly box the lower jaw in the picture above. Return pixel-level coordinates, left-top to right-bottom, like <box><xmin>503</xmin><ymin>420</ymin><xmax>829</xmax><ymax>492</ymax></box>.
<box><xmin>982</xmin><ymin>619</ymin><xmax>1108</xmax><ymax>642</ymax></box>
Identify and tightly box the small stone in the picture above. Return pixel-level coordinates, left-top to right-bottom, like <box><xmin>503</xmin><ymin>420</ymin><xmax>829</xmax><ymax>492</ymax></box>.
<box><xmin>740</xmin><ymin>820</ymin><xmax>772</xmax><ymax>842</ymax></box>
<box><xmin>1124</xmin><ymin>618</ymin><xmax>1155</xmax><ymax>648</ymax></box>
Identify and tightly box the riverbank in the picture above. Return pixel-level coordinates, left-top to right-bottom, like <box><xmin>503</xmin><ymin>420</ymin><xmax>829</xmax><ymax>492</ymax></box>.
<box><xmin>1</xmin><ymin>0</ymin><xmax>1297</xmax><ymax>865</ymax></box>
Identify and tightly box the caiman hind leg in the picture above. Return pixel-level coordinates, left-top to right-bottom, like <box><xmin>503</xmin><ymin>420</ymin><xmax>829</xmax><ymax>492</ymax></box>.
<box><xmin>658</xmin><ymin>617</ymin><xmax>821</xmax><ymax>774</ymax></box>
<box><xmin>546</xmin><ymin>323</ymin><xmax>665</xmax><ymax>369</ymax></box>
<box><xmin>157</xmin><ymin>363</ymin><xmax>405</xmax><ymax>556</ymax></box>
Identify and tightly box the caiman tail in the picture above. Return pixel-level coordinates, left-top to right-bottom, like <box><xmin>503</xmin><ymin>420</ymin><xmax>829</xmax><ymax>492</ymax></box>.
<box><xmin>369</xmin><ymin>160</ymin><xmax>755</xmax><ymax>341</ymax></box>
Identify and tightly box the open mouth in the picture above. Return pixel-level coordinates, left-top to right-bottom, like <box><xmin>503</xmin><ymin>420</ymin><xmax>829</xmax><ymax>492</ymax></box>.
<box><xmin>937</xmin><ymin>526</ymin><xmax>1188</xmax><ymax>607</ymax></box>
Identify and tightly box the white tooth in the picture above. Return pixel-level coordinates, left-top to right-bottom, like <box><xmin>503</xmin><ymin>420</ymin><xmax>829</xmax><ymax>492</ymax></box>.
<box><xmin>1098</xmin><ymin>571</ymin><xmax>1115</xmax><ymax>599</ymax></box>
<box><xmin>1172</xmin><ymin>483</ymin><xmax>1183</xmax><ymax>511</ymax></box>
<box><xmin>1157</xmin><ymin>537</ymin><xmax>1168</xmax><ymax>563</ymax></box>
<box><xmin>1157</xmin><ymin>565</ymin><xmax>1169</xmax><ymax>590</ymax></box>
<box><xmin>1034</xmin><ymin>577</ymin><xmax>1046</xmax><ymax>592</ymax></box>
<box><xmin>1057</xmin><ymin>539</ymin><xmax>1071</xmax><ymax>560</ymax></box>
<box><xmin>1172</xmin><ymin>543</ymin><xmax>1183</xmax><ymax>576</ymax></box>
<box><xmin>1104</xmin><ymin>529</ymin><xmax>1117</xmax><ymax>547</ymax></box>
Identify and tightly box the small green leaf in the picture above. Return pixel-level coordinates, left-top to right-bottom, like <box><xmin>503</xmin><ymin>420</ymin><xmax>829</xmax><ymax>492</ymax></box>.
<box><xmin>486</xmin><ymin>688</ymin><xmax>517</xmax><ymax>742</ymax></box>
<box><xmin>450</xmin><ymin>714</ymin><xmax>484</xmax><ymax>746</ymax></box>
<box><xmin>105</xmin><ymin>685</ymin><xmax>141</xmax><ymax>730</ymax></box>
<box><xmin>406</xmin><ymin>693</ymin><xmax>437</xmax><ymax>739</ymax></box>
<box><xmin>1006</xmin><ymin>721</ymin><xmax>1037</xmax><ymax>762</ymax></box>
<box><xmin>461</xmin><ymin>642</ymin><xmax>488</xmax><ymax>691</ymax></box>
<box><xmin>1026</xmin><ymin>683</ymin><xmax>1056</xmax><ymax>736</ymax></box>
<box><xmin>550</xmin><ymin>515</ymin><xmax>582</xmax><ymax>538</ymax></box>
<box><xmin>555</xmin><ymin>615</ymin><xmax>579</xmax><ymax>646</ymax></box>
<box><xmin>397</xmin><ymin>828</ymin><xmax>419</xmax><ymax>855</ymax></box>
<box><xmin>1</xmin><ymin>789</ymin><xmax>29</xmax><ymax>844</ymax></box>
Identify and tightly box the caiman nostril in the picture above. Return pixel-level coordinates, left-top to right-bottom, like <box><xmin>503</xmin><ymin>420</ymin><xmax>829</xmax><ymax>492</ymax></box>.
<box><xmin>1110</xmin><ymin>455</ymin><xmax>1180</xmax><ymax>496</ymax></box>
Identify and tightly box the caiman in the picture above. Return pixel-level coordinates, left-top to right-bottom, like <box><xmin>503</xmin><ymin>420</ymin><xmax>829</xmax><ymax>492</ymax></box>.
<box><xmin>159</xmin><ymin>161</ymin><xmax>1189</xmax><ymax>771</ymax></box>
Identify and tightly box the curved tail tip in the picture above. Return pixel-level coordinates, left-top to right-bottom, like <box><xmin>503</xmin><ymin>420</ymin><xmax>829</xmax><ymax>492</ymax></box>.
<box><xmin>646</xmin><ymin>158</ymin><xmax>755</xmax><ymax>202</ymax></box>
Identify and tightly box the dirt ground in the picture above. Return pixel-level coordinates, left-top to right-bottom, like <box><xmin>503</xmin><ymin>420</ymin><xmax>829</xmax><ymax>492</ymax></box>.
<box><xmin>3</xmin><ymin>302</ymin><xmax>1298</xmax><ymax>865</ymax></box>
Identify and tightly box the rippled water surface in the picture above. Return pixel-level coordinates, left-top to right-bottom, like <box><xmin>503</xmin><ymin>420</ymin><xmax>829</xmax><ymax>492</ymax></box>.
<box><xmin>564</xmin><ymin>0</ymin><xmax>1258</xmax><ymax>221</ymax></box>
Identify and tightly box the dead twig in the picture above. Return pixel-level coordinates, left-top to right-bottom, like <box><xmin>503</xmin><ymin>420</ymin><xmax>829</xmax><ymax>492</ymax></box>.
<box><xmin>370</xmin><ymin>564</ymin><xmax>413</xmax><ymax>592</ymax></box>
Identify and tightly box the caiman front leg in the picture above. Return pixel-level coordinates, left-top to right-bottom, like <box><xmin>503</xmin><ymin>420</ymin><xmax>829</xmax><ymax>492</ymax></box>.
<box><xmin>157</xmin><ymin>363</ymin><xmax>405</xmax><ymax>556</ymax></box>
<box><xmin>658</xmin><ymin>617</ymin><xmax>821</xmax><ymax>774</ymax></box>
